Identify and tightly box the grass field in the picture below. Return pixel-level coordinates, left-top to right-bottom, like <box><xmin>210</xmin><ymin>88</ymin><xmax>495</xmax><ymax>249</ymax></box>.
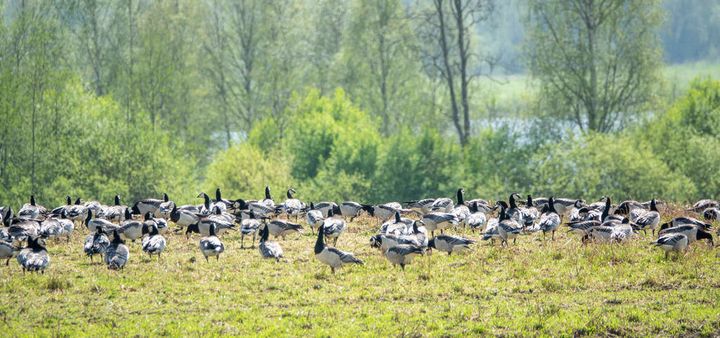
<box><xmin>1</xmin><ymin>207</ymin><xmax>719</xmax><ymax>337</ymax></box>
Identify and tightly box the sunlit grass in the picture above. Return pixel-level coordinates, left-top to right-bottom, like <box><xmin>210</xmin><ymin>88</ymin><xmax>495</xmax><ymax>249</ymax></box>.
<box><xmin>1</xmin><ymin>209</ymin><xmax>718</xmax><ymax>336</ymax></box>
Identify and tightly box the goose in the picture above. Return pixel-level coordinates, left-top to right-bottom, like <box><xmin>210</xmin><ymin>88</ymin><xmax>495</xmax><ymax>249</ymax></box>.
<box><xmin>421</xmin><ymin>212</ymin><xmax>459</xmax><ymax>236</ymax></box>
<box><xmin>496</xmin><ymin>201</ymin><xmax>522</xmax><ymax>247</ymax></box>
<box><xmin>659</xmin><ymin>217</ymin><xmax>712</xmax><ymax>231</ymax></box>
<box><xmin>313</xmin><ymin>201</ymin><xmax>339</xmax><ymax>216</ymax></box>
<box><xmin>306</xmin><ymin>202</ymin><xmax>324</xmax><ymax>234</ymax></box>
<box><xmin>609</xmin><ymin>221</ymin><xmax>636</xmax><ymax>243</ymax></box>
<box><xmin>85</xmin><ymin>210</ymin><xmax>117</xmax><ymax>234</ymax></box>
<box><xmin>314</xmin><ymin>223</ymin><xmax>363</xmax><ymax>274</ymax></box>
<box><xmin>383</xmin><ymin>244</ymin><xmax>423</xmax><ymax>270</ymax></box>
<box><xmin>322</xmin><ymin>208</ymin><xmax>346</xmax><ymax>246</ymax></box>
<box><xmin>142</xmin><ymin>222</ymin><xmax>166</xmax><ymax>259</ymax></box>
<box><xmin>615</xmin><ymin>200</ymin><xmax>644</xmax><ymax>216</ymax></box>
<box><xmin>131</xmin><ymin>193</ymin><xmax>169</xmax><ymax>216</ymax></box>
<box><xmin>260</xmin><ymin>186</ymin><xmax>275</xmax><ymax>208</ymax></box>
<box><xmin>169</xmin><ymin>205</ymin><xmax>199</xmax><ymax>229</ymax></box>
<box><xmin>0</xmin><ymin>241</ymin><xmax>18</xmax><ymax>266</ymax></box>
<box><xmin>153</xmin><ymin>216</ymin><xmax>169</xmax><ymax>233</ymax></box>
<box><xmin>569</xmin><ymin>207</ymin><xmax>589</xmax><ymax>223</ymax></box>
<box><xmin>280</xmin><ymin>188</ymin><xmax>305</xmax><ymax>221</ymax></box>
<box><xmin>687</xmin><ymin>199</ymin><xmax>719</xmax><ymax>213</ymax></box>
<box><xmin>703</xmin><ymin>207</ymin><xmax>720</xmax><ymax>221</ymax></box>
<box><xmin>258</xmin><ymin>223</ymin><xmax>283</xmax><ymax>262</ymax></box>
<box><xmin>235</xmin><ymin>199</ymin><xmax>277</xmax><ymax>219</ymax></box>
<box><xmin>117</xmin><ymin>209</ymin><xmax>144</xmax><ymax>242</ymax></box>
<box><xmin>380</xmin><ymin>212</ymin><xmax>415</xmax><ymax>235</ymax></box>
<box><xmin>466</xmin><ymin>199</ymin><xmax>496</xmax><ymax>213</ymax></box>
<box><xmin>658</xmin><ymin>225</ymin><xmax>714</xmax><ymax>245</ymax></box>
<box><xmin>214</xmin><ymin>188</ymin><xmax>236</xmax><ymax>212</ymax></box>
<box><xmin>466</xmin><ymin>202</ymin><xmax>487</xmax><ymax>232</ymax></box>
<box><xmin>450</xmin><ymin>189</ymin><xmax>471</xmax><ymax>227</ymax></box>
<box><xmin>105</xmin><ymin>230</ymin><xmax>130</xmax><ymax>270</ymax></box>
<box><xmin>538</xmin><ymin>197</ymin><xmax>561</xmax><ymax>240</ymax></box>
<box><xmin>7</xmin><ymin>218</ymin><xmax>40</xmax><ymax>243</ymax></box>
<box><xmin>506</xmin><ymin>193</ymin><xmax>522</xmax><ymax>221</ymax></box>
<box><xmin>195</xmin><ymin>208</ymin><xmax>236</xmax><ymax>236</ymax></box>
<box><xmin>651</xmin><ymin>233</ymin><xmax>689</xmax><ymax>259</ymax></box>
<box><xmin>199</xmin><ymin>223</ymin><xmax>224</xmax><ymax>262</ymax></box>
<box><xmin>1</xmin><ymin>206</ymin><xmax>13</xmax><ymax>226</ymax></box>
<box><xmin>517</xmin><ymin>195</ymin><xmax>540</xmax><ymax>227</ymax></box>
<box><xmin>16</xmin><ymin>236</ymin><xmax>49</xmax><ymax>273</ymax></box>
<box><xmin>19</xmin><ymin>195</ymin><xmax>48</xmax><ymax>220</ymax></box>
<box><xmin>370</xmin><ymin>233</ymin><xmax>424</xmax><ymax>252</ymax></box>
<box><xmin>40</xmin><ymin>212</ymin><xmax>74</xmax><ymax>242</ymax></box>
<box><xmin>102</xmin><ymin>195</ymin><xmax>126</xmax><ymax>223</ymax></box>
<box><xmin>633</xmin><ymin>199</ymin><xmax>661</xmax><ymax>235</ymax></box>
<box><xmin>66</xmin><ymin>198</ymin><xmax>87</xmax><ymax>224</ymax></box>
<box><xmin>198</xmin><ymin>192</ymin><xmax>226</xmax><ymax>214</ymax></box>
<box><xmin>240</xmin><ymin>211</ymin><xmax>261</xmax><ymax>248</ymax></box>
<box><xmin>267</xmin><ymin>219</ymin><xmax>303</xmax><ymax>240</ymax></box>
<box><xmin>430</xmin><ymin>196</ymin><xmax>453</xmax><ymax>213</ymax></box>
<box><xmin>338</xmin><ymin>201</ymin><xmax>364</xmax><ymax>222</ymax></box>
<box><xmin>404</xmin><ymin>198</ymin><xmax>435</xmax><ymax>215</ymax></box>
<box><xmin>362</xmin><ymin>203</ymin><xmax>404</xmax><ymax>223</ymax></box>
<box><xmin>84</xmin><ymin>200</ymin><xmax>104</xmax><ymax>218</ymax></box>
<box><xmin>50</xmin><ymin>196</ymin><xmax>73</xmax><ymax>216</ymax></box>
<box><xmin>83</xmin><ymin>227</ymin><xmax>110</xmax><ymax>263</ymax></box>
<box><xmin>428</xmin><ymin>235</ymin><xmax>475</xmax><ymax>255</ymax></box>
<box><xmin>587</xmin><ymin>225</ymin><xmax>618</xmax><ymax>243</ymax></box>
<box><xmin>532</xmin><ymin>197</ymin><xmax>582</xmax><ymax>215</ymax></box>
<box><xmin>371</xmin><ymin>217</ymin><xmax>427</xmax><ymax>250</ymax></box>
<box><xmin>481</xmin><ymin>217</ymin><xmax>500</xmax><ymax>243</ymax></box>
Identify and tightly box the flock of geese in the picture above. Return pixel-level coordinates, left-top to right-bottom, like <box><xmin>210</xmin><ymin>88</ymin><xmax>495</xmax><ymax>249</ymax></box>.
<box><xmin>0</xmin><ymin>187</ymin><xmax>718</xmax><ymax>274</ymax></box>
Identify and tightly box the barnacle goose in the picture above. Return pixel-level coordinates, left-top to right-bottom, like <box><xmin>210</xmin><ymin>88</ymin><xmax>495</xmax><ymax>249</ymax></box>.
<box><xmin>258</xmin><ymin>223</ymin><xmax>283</xmax><ymax>262</ymax></box>
<box><xmin>383</xmin><ymin>244</ymin><xmax>423</xmax><ymax>270</ymax></box>
<box><xmin>428</xmin><ymin>235</ymin><xmax>475</xmax><ymax>255</ymax></box>
<box><xmin>19</xmin><ymin>195</ymin><xmax>48</xmax><ymax>221</ymax></box>
<box><xmin>66</xmin><ymin>198</ymin><xmax>87</xmax><ymax>225</ymax></box>
<box><xmin>496</xmin><ymin>201</ymin><xmax>522</xmax><ymax>247</ymax></box>
<box><xmin>260</xmin><ymin>186</ymin><xmax>275</xmax><ymax>208</ymax></box>
<box><xmin>50</xmin><ymin>196</ymin><xmax>73</xmax><ymax>216</ymax></box>
<box><xmin>0</xmin><ymin>240</ymin><xmax>18</xmax><ymax>266</ymax></box>
<box><xmin>117</xmin><ymin>209</ymin><xmax>144</xmax><ymax>242</ymax></box>
<box><xmin>687</xmin><ymin>199</ymin><xmax>719</xmax><ymax>213</ymax></box>
<box><xmin>450</xmin><ymin>189</ymin><xmax>471</xmax><ymax>227</ymax></box>
<box><xmin>467</xmin><ymin>202</ymin><xmax>487</xmax><ymax>232</ymax></box>
<box><xmin>199</xmin><ymin>223</ymin><xmax>224</xmax><ymax>262</ymax></box>
<box><xmin>314</xmin><ymin>223</ymin><xmax>363</xmax><ymax>274</ymax></box>
<box><xmin>658</xmin><ymin>225</ymin><xmax>714</xmax><ymax>246</ymax></box>
<box><xmin>306</xmin><ymin>202</ymin><xmax>324</xmax><ymax>234</ymax></box>
<box><xmin>322</xmin><ymin>208</ymin><xmax>346</xmax><ymax>246</ymax></box>
<box><xmin>169</xmin><ymin>205</ymin><xmax>199</xmax><ymax>229</ymax></box>
<box><xmin>142</xmin><ymin>222</ymin><xmax>166</xmax><ymax>259</ymax></box>
<box><xmin>16</xmin><ymin>236</ymin><xmax>49</xmax><ymax>273</ymax></box>
<box><xmin>517</xmin><ymin>195</ymin><xmax>540</xmax><ymax>227</ymax></box>
<box><xmin>703</xmin><ymin>207</ymin><xmax>720</xmax><ymax>221</ymax></box>
<box><xmin>651</xmin><ymin>233</ymin><xmax>689</xmax><ymax>259</ymax></box>
<box><xmin>404</xmin><ymin>199</ymin><xmax>436</xmax><ymax>215</ymax></box>
<box><xmin>7</xmin><ymin>218</ymin><xmax>40</xmax><ymax>243</ymax></box>
<box><xmin>633</xmin><ymin>199</ymin><xmax>661</xmax><ymax>235</ymax></box>
<box><xmin>421</xmin><ymin>212</ymin><xmax>458</xmax><ymax>236</ymax></box>
<box><xmin>105</xmin><ymin>230</ymin><xmax>130</xmax><ymax>270</ymax></box>
<box><xmin>339</xmin><ymin>201</ymin><xmax>364</xmax><ymax>222</ymax></box>
<box><xmin>533</xmin><ymin>197</ymin><xmax>582</xmax><ymax>216</ymax></box>
<box><xmin>102</xmin><ymin>195</ymin><xmax>126</xmax><ymax>223</ymax></box>
<box><xmin>280</xmin><ymin>188</ymin><xmax>306</xmax><ymax>221</ymax></box>
<box><xmin>240</xmin><ymin>211</ymin><xmax>262</xmax><ymax>248</ymax></box>
<box><xmin>267</xmin><ymin>219</ymin><xmax>303</xmax><ymax>240</ymax></box>
<box><xmin>84</xmin><ymin>210</ymin><xmax>118</xmax><ymax>234</ymax></box>
<box><xmin>659</xmin><ymin>217</ymin><xmax>712</xmax><ymax>231</ymax></box>
<box><xmin>132</xmin><ymin>193</ymin><xmax>169</xmax><ymax>216</ymax></box>
<box><xmin>84</xmin><ymin>227</ymin><xmax>110</xmax><ymax>263</ymax></box>
<box><xmin>538</xmin><ymin>197</ymin><xmax>561</xmax><ymax>241</ymax></box>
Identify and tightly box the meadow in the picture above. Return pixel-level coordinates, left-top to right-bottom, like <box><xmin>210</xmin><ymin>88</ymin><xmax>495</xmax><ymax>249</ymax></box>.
<box><xmin>1</xmin><ymin>208</ymin><xmax>719</xmax><ymax>336</ymax></box>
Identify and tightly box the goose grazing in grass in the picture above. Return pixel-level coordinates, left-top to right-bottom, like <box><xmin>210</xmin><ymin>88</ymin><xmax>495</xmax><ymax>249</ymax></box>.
<box><xmin>19</xmin><ymin>195</ymin><xmax>47</xmax><ymax>221</ymax></box>
<box><xmin>105</xmin><ymin>230</ymin><xmax>130</xmax><ymax>270</ymax></box>
<box><xmin>428</xmin><ymin>235</ymin><xmax>475</xmax><ymax>255</ymax></box>
<box><xmin>67</xmin><ymin>198</ymin><xmax>86</xmax><ymax>224</ymax></box>
<box><xmin>339</xmin><ymin>201</ymin><xmax>364</xmax><ymax>222</ymax></box>
<box><xmin>267</xmin><ymin>219</ymin><xmax>303</xmax><ymax>240</ymax></box>
<box><xmin>199</xmin><ymin>223</ymin><xmax>224</xmax><ymax>262</ymax></box>
<box><xmin>533</xmin><ymin>197</ymin><xmax>582</xmax><ymax>216</ymax></box>
<box><xmin>651</xmin><ymin>233</ymin><xmax>689</xmax><ymax>259</ymax></box>
<box><xmin>421</xmin><ymin>212</ymin><xmax>459</xmax><ymax>236</ymax></box>
<box><xmin>658</xmin><ymin>225</ymin><xmax>714</xmax><ymax>246</ymax></box>
<box><xmin>260</xmin><ymin>186</ymin><xmax>275</xmax><ymax>208</ymax></box>
<box><xmin>404</xmin><ymin>198</ymin><xmax>435</xmax><ymax>215</ymax></box>
<box><xmin>538</xmin><ymin>197</ymin><xmax>561</xmax><ymax>241</ymax></box>
<box><xmin>497</xmin><ymin>201</ymin><xmax>522</xmax><ymax>247</ymax></box>
<box><xmin>83</xmin><ymin>227</ymin><xmax>110</xmax><ymax>263</ymax></box>
<box><xmin>687</xmin><ymin>199</ymin><xmax>719</xmax><ymax>213</ymax></box>
<box><xmin>383</xmin><ymin>244</ymin><xmax>423</xmax><ymax>270</ymax></box>
<box><xmin>370</xmin><ymin>233</ymin><xmax>423</xmax><ymax>252</ymax></box>
<box><xmin>0</xmin><ymin>240</ymin><xmax>18</xmax><ymax>266</ymax></box>
<box><xmin>322</xmin><ymin>208</ymin><xmax>346</xmax><ymax>246</ymax></box>
<box><xmin>306</xmin><ymin>202</ymin><xmax>324</xmax><ymax>235</ymax></box>
<box><xmin>84</xmin><ymin>210</ymin><xmax>116</xmax><ymax>234</ymax></box>
<box><xmin>314</xmin><ymin>223</ymin><xmax>363</xmax><ymax>274</ymax></box>
<box><xmin>235</xmin><ymin>198</ymin><xmax>276</xmax><ymax>219</ymax></box>
<box><xmin>703</xmin><ymin>207</ymin><xmax>720</xmax><ymax>221</ymax></box>
<box><xmin>258</xmin><ymin>223</ymin><xmax>283</xmax><ymax>262</ymax></box>
<box><xmin>16</xmin><ymin>236</ymin><xmax>49</xmax><ymax>274</ymax></box>
<box><xmin>240</xmin><ymin>211</ymin><xmax>261</xmax><ymax>249</ymax></box>
<box><xmin>169</xmin><ymin>205</ymin><xmax>199</xmax><ymax>229</ymax></box>
<box><xmin>102</xmin><ymin>195</ymin><xmax>126</xmax><ymax>223</ymax></box>
<box><xmin>132</xmin><ymin>193</ymin><xmax>169</xmax><ymax>216</ymax></box>
<box><xmin>659</xmin><ymin>217</ymin><xmax>712</xmax><ymax>231</ymax></box>
<box><xmin>518</xmin><ymin>195</ymin><xmax>540</xmax><ymax>227</ymax></box>
<box><xmin>633</xmin><ymin>199</ymin><xmax>661</xmax><ymax>235</ymax></box>
<box><xmin>40</xmin><ymin>211</ymin><xmax>74</xmax><ymax>242</ymax></box>
<box><xmin>117</xmin><ymin>209</ymin><xmax>143</xmax><ymax>242</ymax></box>
<box><xmin>587</xmin><ymin>219</ymin><xmax>632</xmax><ymax>243</ymax></box>
<box><xmin>142</xmin><ymin>222</ymin><xmax>166</xmax><ymax>259</ymax></box>
<box><xmin>467</xmin><ymin>202</ymin><xmax>487</xmax><ymax>232</ymax></box>
<box><xmin>7</xmin><ymin>218</ymin><xmax>40</xmax><ymax>243</ymax></box>
<box><xmin>362</xmin><ymin>203</ymin><xmax>403</xmax><ymax>224</ymax></box>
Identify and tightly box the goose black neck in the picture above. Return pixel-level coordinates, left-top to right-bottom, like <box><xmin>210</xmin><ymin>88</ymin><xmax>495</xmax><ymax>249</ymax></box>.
<box><xmin>526</xmin><ymin>195</ymin><xmax>533</xmax><ymax>208</ymax></box>
<box><xmin>260</xmin><ymin>224</ymin><xmax>269</xmax><ymax>242</ymax></box>
<box><xmin>456</xmin><ymin>189</ymin><xmax>464</xmax><ymax>205</ymax></box>
<box><xmin>163</xmin><ymin>193</ymin><xmax>169</xmax><ymax>202</ymax></box>
<box><xmin>650</xmin><ymin>199</ymin><xmax>657</xmax><ymax>212</ymax></box>
<box><xmin>65</xmin><ymin>196</ymin><xmax>71</xmax><ymax>205</ymax></box>
<box><xmin>287</xmin><ymin>189</ymin><xmax>293</xmax><ymax>199</ymax></box>
<box><xmin>209</xmin><ymin>224</ymin><xmax>217</xmax><ymax>237</ymax></box>
<box><xmin>394</xmin><ymin>212</ymin><xmax>401</xmax><ymax>223</ymax></box>
<box><xmin>265</xmin><ymin>186</ymin><xmax>271</xmax><ymax>200</ymax></box>
<box><xmin>114</xmin><ymin>195</ymin><xmax>121</xmax><ymax>206</ymax></box>
<box><xmin>314</xmin><ymin>225</ymin><xmax>325</xmax><ymax>254</ymax></box>
<box><xmin>215</xmin><ymin>188</ymin><xmax>222</xmax><ymax>202</ymax></box>
<box><xmin>509</xmin><ymin>194</ymin><xmax>517</xmax><ymax>209</ymax></box>
<box><xmin>548</xmin><ymin>197</ymin><xmax>557</xmax><ymax>214</ymax></box>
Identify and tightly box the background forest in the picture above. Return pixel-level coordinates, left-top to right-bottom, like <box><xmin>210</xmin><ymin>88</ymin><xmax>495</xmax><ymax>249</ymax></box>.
<box><xmin>1</xmin><ymin>0</ymin><xmax>719</xmax><ymax>206</ymax></box>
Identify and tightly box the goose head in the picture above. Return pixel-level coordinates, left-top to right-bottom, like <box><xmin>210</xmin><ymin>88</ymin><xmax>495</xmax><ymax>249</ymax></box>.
<box><xmin>114</xmin><ymin>195</ymin><xmax>121</xmax><ymax>206</ymax></box>
<box><xmin>286</xmin><ymin>188</ymin><xmax>296</xmax><ymax>199</ymax></box>
<box><xmin>697</xmin><ymin>230</ymin><xmax>714</xmax><ymax>246</ymax></box>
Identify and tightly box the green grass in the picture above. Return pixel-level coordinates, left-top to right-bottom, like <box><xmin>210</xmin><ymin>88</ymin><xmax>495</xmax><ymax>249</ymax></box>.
<box><xmin>1</xmin><ymin>213</ymin><xmax>719</xmax><ymax>336</ymax></box>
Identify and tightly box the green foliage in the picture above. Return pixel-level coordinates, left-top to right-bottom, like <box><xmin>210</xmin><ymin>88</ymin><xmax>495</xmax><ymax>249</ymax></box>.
<box><xmin>203</xmin><ymin>143</ymin><xmax>292</xmax><ymax>200</ymax></box>
<box><xmin>531</xmin><ymin>133</ymin><xmax>694</xmax><ymax>201</ymax></box>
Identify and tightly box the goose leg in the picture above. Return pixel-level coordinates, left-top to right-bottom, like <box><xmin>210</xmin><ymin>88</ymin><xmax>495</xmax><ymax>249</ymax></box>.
<box><xmin>216</xmin><ymin>254</ymin><xmax>220</xmax><ymax>261</ymax></box>
<box><xmin>331</xmin><ymin>267</ymin><xmax>335</xmax><ymax>274</ymax></box>
<box><xmin>240</xmin><ymin>235</ymin><xmax>245</xmax><ymax>249</ymax></box>
<box><xmin>205</xmin><ymin>255</ymin><xmax>209</xmax><ymax>263</ymax></box>
<box><xmin>552</xmin><ymin>230</ymin><xmax>556</xmax><ymax>241</ymax></box>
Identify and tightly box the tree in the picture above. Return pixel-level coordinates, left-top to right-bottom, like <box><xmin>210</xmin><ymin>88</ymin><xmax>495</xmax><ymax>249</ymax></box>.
<box><xmin>525</xmin><ymin>0</ymin><xmax>663</xmax><ymax>133</ymax></box>
<box><xmin>416</xmin><ymin>0</ymin><xmax>495</xmax><ymax>146</ymax></box>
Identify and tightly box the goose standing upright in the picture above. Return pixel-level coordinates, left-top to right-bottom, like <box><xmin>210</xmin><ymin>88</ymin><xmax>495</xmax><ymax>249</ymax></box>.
<box><xmin>314</xmin><ymin>223</ymin><xmax>363</xmax><ymax>274</ymax></box>
<box><xmin>306</xmin><ymin>202</ymin><xmax>324</xmax><ymax>234</ymax></box>
<box><xmin>497</xmin><ymin>201</ymin><xmax>522</xmax><ymax>247</ymax></box>
<box><xmin>199</xmin><ymin>223</ymin><xmax>224</xmax><ymax>262</ymax></box>
<box><xmin>240</xmin><ymin>211</ymin><xmax>261</xmax><ymax>248</ymax></box>
<box><xmin>83</xmin><ymin>227</ymin><xmax>110</xmax><ymax>263</ymax></box>
<box><xmin>142</xmin><ymin>222</ymin><xmax>167</xmax><ymax>259</ymax></box>
<box><xmin>105</xmin><ymin>230</ymin><xmax>130</xmax><ymax>270</ymax></box>
<box><xmin>651</xmin><ymin>233</ymin><xmax>689</xmax><ymax>259</ymax></box>
<box><xmin>258</xmin><ymin>224</ymin><xmax>283</xmax><ymax>262</ymax></box>
<box><xmin>19</xmin><ymin>195</ymin><xmax>47</xmax><ymax>220</ymax></box>
<box><xmin>281</xmin><ymin>188</ymin><xmax>305</xmax><ymax>221</ymax></box>
<box><xmin>339</xmin><ymin>201</ymin><xmax>364</xmax><ymax>222</ymax></box>
<box><xmin>260</xmin><ymin>186</ymin><xmax>275</xmax><ymax>208</ymax></box>
<box><xmin>634</xmin><ymin>199</ymin><xmax>661</xmax><ymax>235</ymax></box>
<box><xmin>538</xmin><ymin>197</ymin><xmax>561</xmax><ymax>241</ymax></box>
<box><xmin>382</xmin><ymin>244</ymin><xmax>424</xmax><ymax>270</ymax></box>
